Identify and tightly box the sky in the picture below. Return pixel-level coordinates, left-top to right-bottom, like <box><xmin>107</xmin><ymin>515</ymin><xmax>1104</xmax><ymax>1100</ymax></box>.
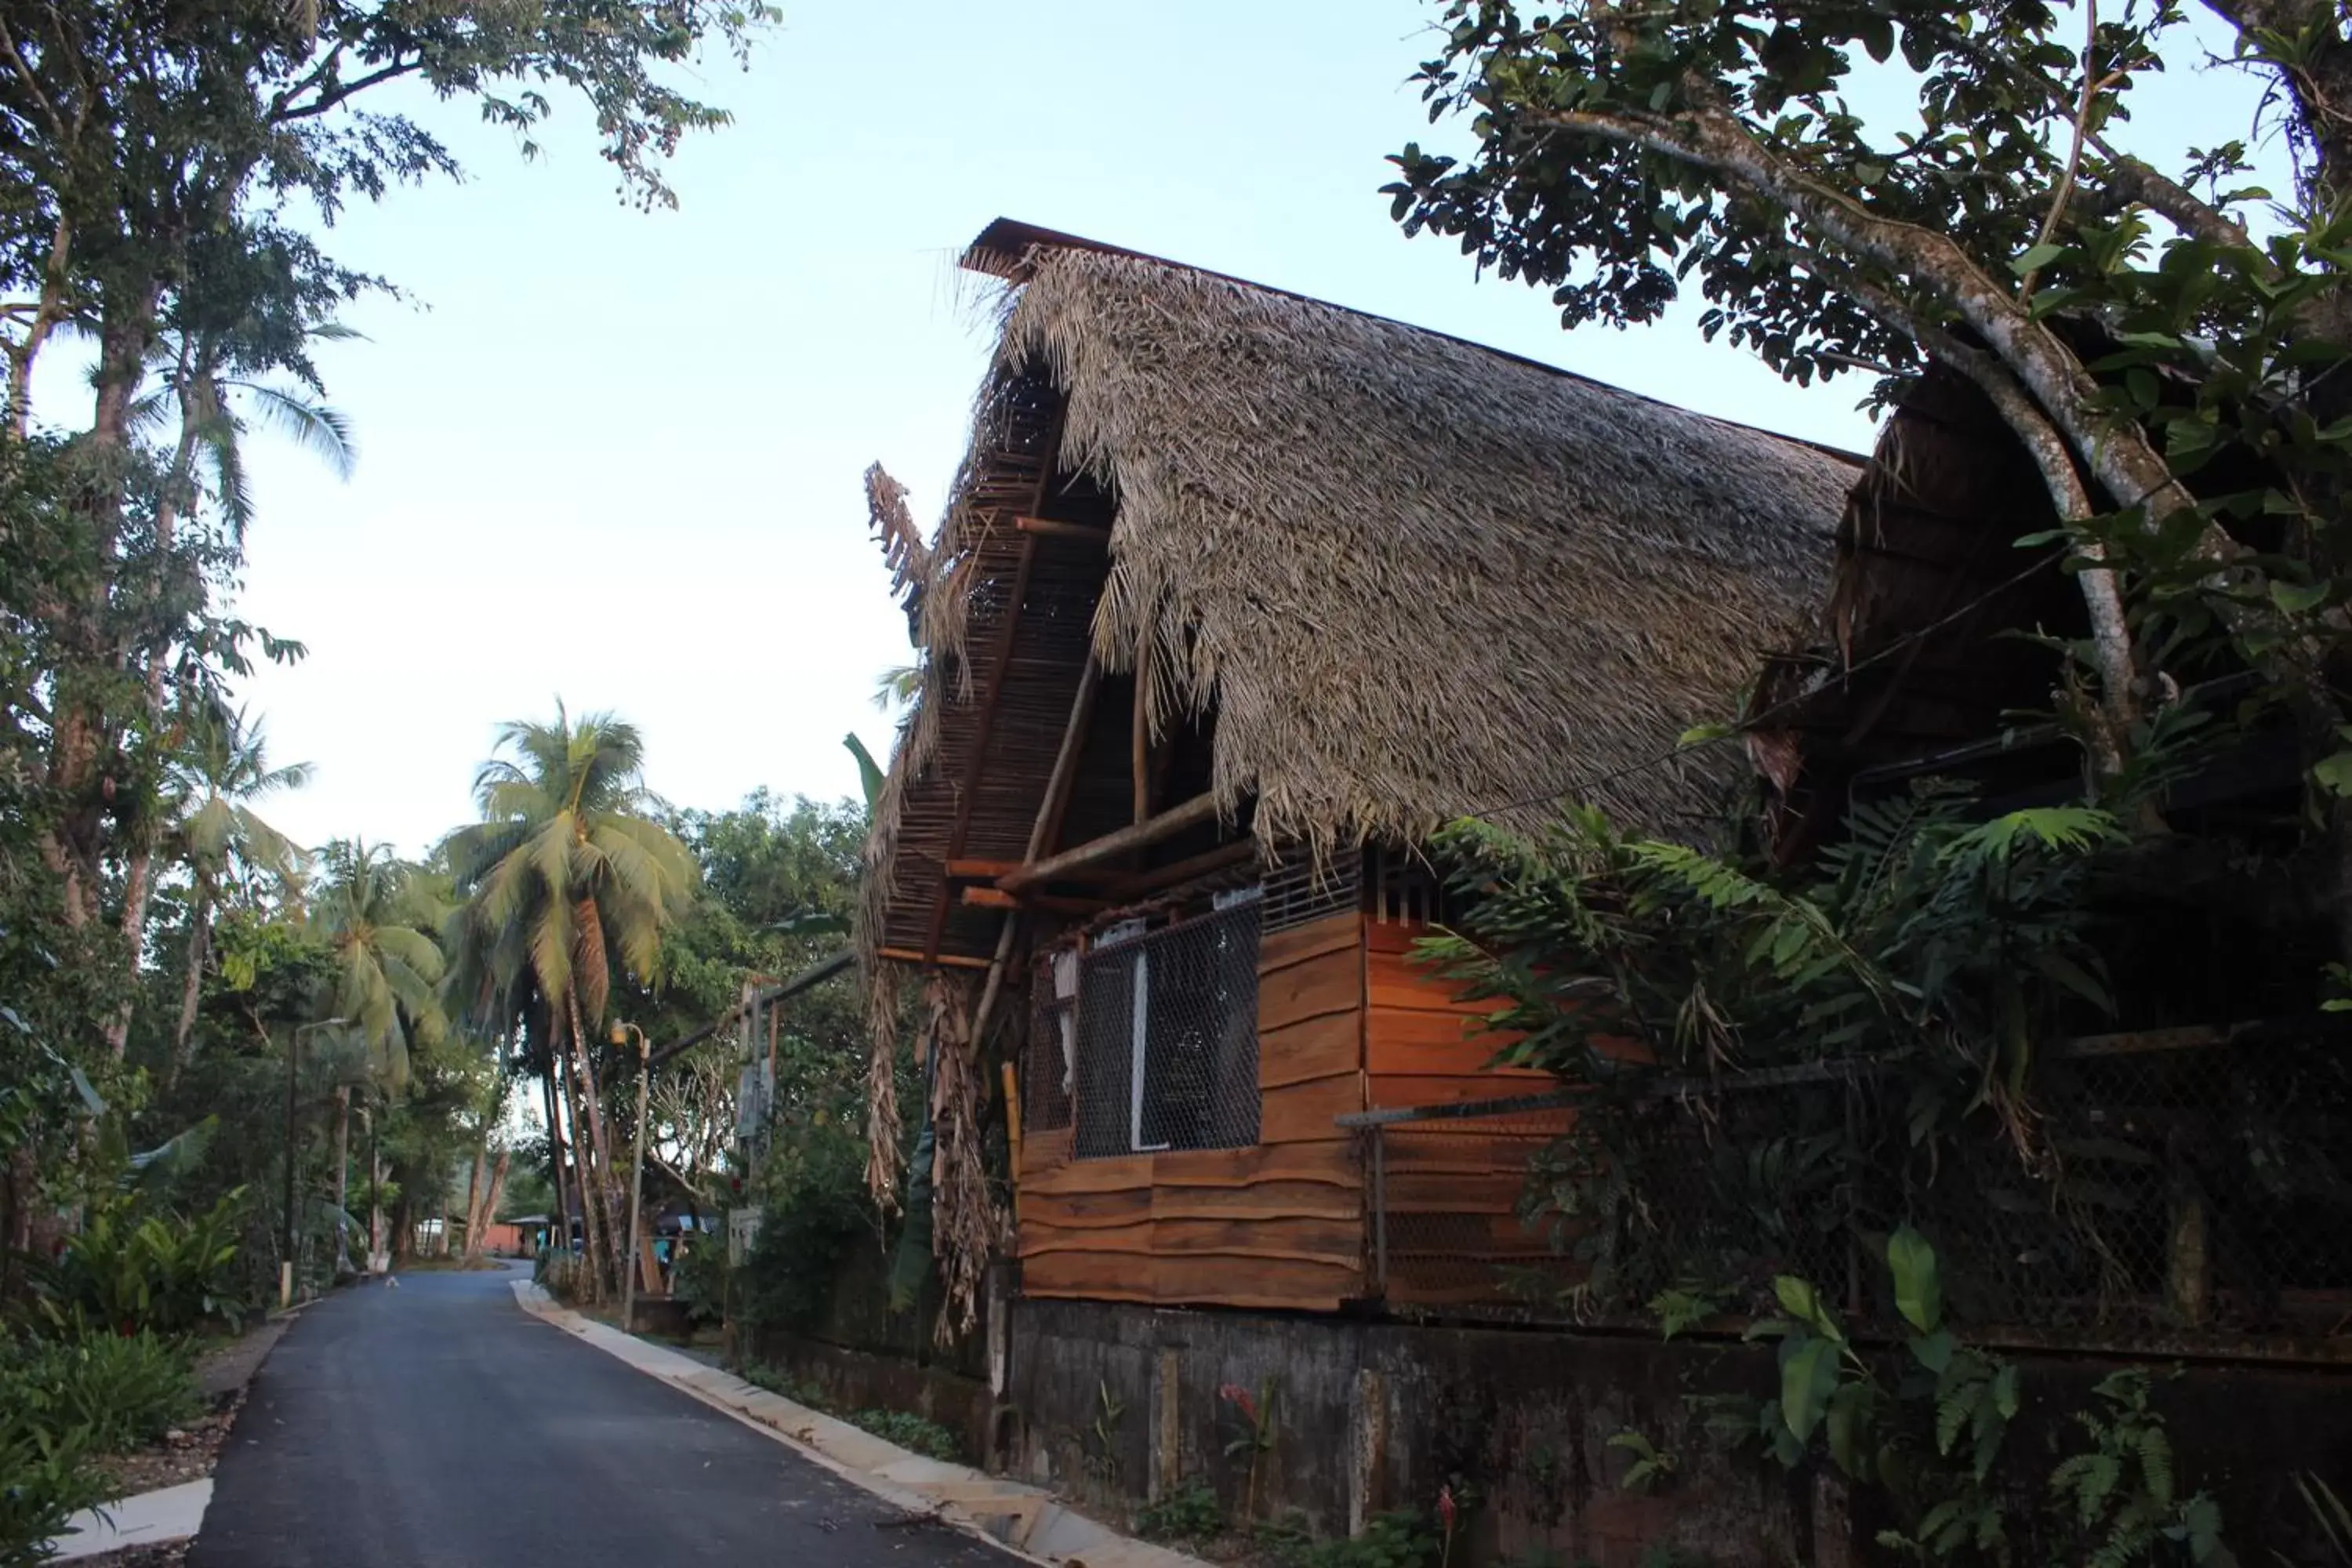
<box><xmin>114</xmin><ymin>1</ymin><xmax>2277</xmax><ymax>857</ymax></box>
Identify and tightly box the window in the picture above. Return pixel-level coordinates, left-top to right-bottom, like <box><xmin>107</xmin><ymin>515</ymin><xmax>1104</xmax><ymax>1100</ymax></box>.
<box><xmin>1071</xmin><ymin>891</ymin><xmax>1262</xmax><ymax>1159</ymax></box>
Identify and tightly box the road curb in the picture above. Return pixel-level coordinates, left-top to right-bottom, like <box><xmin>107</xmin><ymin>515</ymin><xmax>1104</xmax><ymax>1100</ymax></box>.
<box><xmin>509</xmin><ymin>1281</ymin><xmax>1207</xmax><ymax>1568</ymax></box>
<box><xmin>47</xmin><ymin>1314</ymin><xmax>295</xmax><ymax>1561</ymax></box>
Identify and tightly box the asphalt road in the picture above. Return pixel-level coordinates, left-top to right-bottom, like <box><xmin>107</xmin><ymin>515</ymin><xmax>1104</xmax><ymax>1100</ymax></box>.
<box><xmin>191</xmin><ymin>1264</ymin><xmax>1015</xmax><ymax>1567</ymax></box>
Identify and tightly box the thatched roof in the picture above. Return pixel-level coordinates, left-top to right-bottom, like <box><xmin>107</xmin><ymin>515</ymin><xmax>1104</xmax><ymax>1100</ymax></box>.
<box><xmin>861</xmin><ymin>220</ymin><xmax>1859</xmax><ymax>965</ymax></box>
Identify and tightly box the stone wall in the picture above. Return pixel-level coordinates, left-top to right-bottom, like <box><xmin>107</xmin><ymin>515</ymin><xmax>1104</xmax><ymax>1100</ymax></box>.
<box><xmin>998</xmin><ymin>1298</ymin><xmax>2352</xmax><ymax>1567</ymax></box>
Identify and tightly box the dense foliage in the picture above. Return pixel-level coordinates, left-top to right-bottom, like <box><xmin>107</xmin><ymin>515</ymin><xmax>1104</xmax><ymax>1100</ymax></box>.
<box><xmin>1389</xmin><ymin>0</ymin><xmax>2352</xmax><ymax>872</ymax></box>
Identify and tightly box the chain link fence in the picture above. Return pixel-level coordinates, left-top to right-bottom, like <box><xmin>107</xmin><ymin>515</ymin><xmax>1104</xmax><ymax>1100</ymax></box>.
<box><xmin>1346</xmin><ymin>1023</ymin><xmax>2352</xmax><ymax>1352</ymax></box>
<box><xmin>1024</xmin><ymin>894</ymin><xmax>1265</xmax><ymax>1160</ymax></box>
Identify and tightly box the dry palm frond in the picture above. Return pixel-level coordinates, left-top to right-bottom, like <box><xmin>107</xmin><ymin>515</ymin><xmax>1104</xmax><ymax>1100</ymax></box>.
<box><xmin>862</xmin><ymin>965</ymin><xmax>906</xmax><ymax>1212</ymax></box>
<box><xmin>866</xmin><ymin>463</ymin><xmax>932</xmax><ymax>627</ymax></box>
<box><xmin>922</xmin><ymin>972</ymin><xmax>1000</xmax><ymax>1344</ymax></box>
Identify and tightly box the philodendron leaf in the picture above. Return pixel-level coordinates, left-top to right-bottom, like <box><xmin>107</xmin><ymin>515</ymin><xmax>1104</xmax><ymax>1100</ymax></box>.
<box><xmin>1774</xmin><ymin>1275</ymin><xmax>1842</xmax><ymax>1341</ymax></box>
<box><xmin>1888</xmin><ymin>1224</ymin><xmax>1943</xmax><ymax>1334</ymax></box>
<box><xmin>1781</xmin><ymin>1334</ymin><xmax>1840</xmax><ymax>1442</ymax></box>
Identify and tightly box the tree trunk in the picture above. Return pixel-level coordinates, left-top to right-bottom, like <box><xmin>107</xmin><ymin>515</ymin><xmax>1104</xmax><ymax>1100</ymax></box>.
<box><xmin>332</xmin><ymin>1086</ymin><xmax>352</xmax><ymax>1276</ymax></box>
<box><xmin>479</xmin><ymin>1152</ymin><xmax>510</xmax><ymax>1258</ymax></box>
<box><xmin>541</xmin><ymin>1068</ymin><xmax>571</xmax><ymax>1258</ymax></box>
<box><xmin>44</xmin><ymin>287</ymin><xmax>164</xmax><ymax>945</ymax></box>
<box><xmin>100</xmin><ymin>362</ymin><xmax>208</xmax><ymax>1062</ymax></box>
<box><xmin>4</xmin><ymin>215</ymin><xmax>73</xmax><ymax>442</ymax></box>
<box><xmin>461</xmin><ymin>1141</ymin><xmax>487</xmax><ymax>1261</ymax></box>
<box><xmin>554</xmin><ymin>1037</ymin><xmax>611</xmax><ymax>1301</ymax></box>
<box><xmin>169</xmin><ymin>890</ymin><xmax>212</xmax><ymax>1087</ymax></box>
<box><xmin>368</xmin><ymin>1114</ymin><xmax>381</xmax><ymax>1274</ymax></box>
<box><xmin>564</xmin><ymin>992</ymin><xmax>625</xmax><ymax>1298</ymax></box>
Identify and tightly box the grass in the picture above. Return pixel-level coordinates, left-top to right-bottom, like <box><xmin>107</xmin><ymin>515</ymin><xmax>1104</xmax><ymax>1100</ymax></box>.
<box><xmin>737</xmin><ymin>1361</ymin><xmax>964</xmax><ymax>1464</ymax></box>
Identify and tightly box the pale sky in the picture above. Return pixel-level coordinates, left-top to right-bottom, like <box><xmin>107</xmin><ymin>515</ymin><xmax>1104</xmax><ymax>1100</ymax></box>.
<box><xmin>99</xmin><ymin>2</ymin><xmax>2275</xmax><ymax>856</ymax></box>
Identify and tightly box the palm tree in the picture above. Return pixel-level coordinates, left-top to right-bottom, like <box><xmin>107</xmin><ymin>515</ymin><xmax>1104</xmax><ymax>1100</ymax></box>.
<box><xmin>104</xmin><ymin>336</ymin><xmax>355</xmax><ymax>1059</ymax></box>
<box><xmin>166</xmin><ymin>705</ymin><xmax>311</xmax><ymax>1077</ymax></box>
<box><xmin>312</xmin><ymin>839</ymin><xmax>447</xmax><ymax>1091</ymax></box>
<box><xmin>311</xmin><ymin>840</ymin><xmax>448</xmax><ymax>1274</ymax></box>
<box><xmin>441</xmin><ymin>706</ymin><xmax>696</xmax><ymax>1298</ymax></box>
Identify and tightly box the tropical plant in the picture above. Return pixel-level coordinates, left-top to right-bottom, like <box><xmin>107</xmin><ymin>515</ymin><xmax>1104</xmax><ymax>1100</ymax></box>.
<box><xmin>1137</xmin><ymin>1480</ymin><xmax>1221</xmax><ymax>1542</ymax></box>
<box><xmin>34</xmin><ymin>1189</ymin><xmax>249</xmax><ymax>1336</ymax></box>
<box><xmin>1428</xmin><ymin>784</ymin><xmax>2134</xmax><ymax>1316</ymax></box>
<box><xmin>441</xmin><ymin>706</ymin><xmax>697</xmax><ymax>1298</ymax></box>
<box><xmin>165</xmin><ymin>705</ymin><xmax>312</xmax><ymax>1073</ymax></box>
<box><xmin>0</xmin><ymin>1410</ymin><xmax>102</xmax><ymax>1568</ymax></box>
<box><xmin>3</xmin><ymin>1330</ymin><xmax>201</xmax><ymax>1455</ymax></box>
<box><xmin>2049</xmin><ymin>1372</ymin><xmax>2227</xmax><ymax>1568</ymax></box>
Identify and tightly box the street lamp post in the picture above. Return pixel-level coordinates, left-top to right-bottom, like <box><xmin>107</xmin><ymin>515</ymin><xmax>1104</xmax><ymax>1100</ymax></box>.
<box><xmin>283</xmin><ymin>1018</ymin><xmax>348</xmax><ymax>1308</ymax></box>
<box><xmin>612</xmin><ymin>1019</ymin><xmax>653</xmax><ymax>1333</ymax></box>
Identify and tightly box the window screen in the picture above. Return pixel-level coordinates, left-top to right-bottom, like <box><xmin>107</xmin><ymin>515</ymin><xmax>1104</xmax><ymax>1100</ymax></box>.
<box><xmin>1071</xmin><ymin>895</ymin><xmax>1262</xmax><ymax>1160</ymax></box>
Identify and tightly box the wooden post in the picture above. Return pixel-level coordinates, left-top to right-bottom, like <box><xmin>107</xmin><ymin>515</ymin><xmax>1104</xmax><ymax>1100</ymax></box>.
<box><xmin>1156</xmin><ymin>1348</ymin><xmax>1183</xmax><ymax>1501</ymax></box>
<box><xmin>1132</xmin><ymin>634</ymin><xmax>1154</xmax><ymax>824</ymax></box>
<box><xmin>1001</xmin><ymin>1062</ymin><xmax>1023</xmax><ymax>1225</ymax></box>
<box><xmin>967</xmin><ymin>655</ymin><xmax>1105</xmax><ymax>1049</ymax></box>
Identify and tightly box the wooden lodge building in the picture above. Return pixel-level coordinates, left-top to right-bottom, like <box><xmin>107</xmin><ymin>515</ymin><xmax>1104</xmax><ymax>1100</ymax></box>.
<box><xmin>855</xmin><ymin>220</ymin><xmax>1859</xmax><ymax>1317</ymax></box>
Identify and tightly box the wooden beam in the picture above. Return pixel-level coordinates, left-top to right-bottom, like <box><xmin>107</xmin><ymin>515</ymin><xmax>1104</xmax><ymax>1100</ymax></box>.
<box><xmin>967</xmin><ymin>653</ymin><xmax>1104</xmax><ymax>1048</ymax></box>
<box><xmin>880</xmin><ymin>946</ymin><xmax>993</xmax><ymax>970</ymax></box>
<box><xmin>943</xmin><ymin>858</ymin><xmax>1023</xmax><ymax>880</ymax></box>
<box><xmin>923</xmin><ymin>530</ymin><xmax>1040</xmax><ymax>963</ymax></box>
<box><xmin>961</xmin><ymin>886</ymin><xmax>1109</xmax><ymax>916</ymax></box>
<box><xmin>999</xmin><ymin>793</ymin><xmax>1221</xmax><ymax>893</ymax></box>
<box><xmin>1102</xmin><ymin>837</ymin><xmax>1258</xmax><ymax>898</ymax></box>
<box><xmin>1015</xmin><ymin>515</ymin><xmax>1108</xmax><ymax>545</ymax></box>
<box><xmin>1034</xmin><ymin>655</ymin><xmax>1102</xmax><ymax>870</ymax></box>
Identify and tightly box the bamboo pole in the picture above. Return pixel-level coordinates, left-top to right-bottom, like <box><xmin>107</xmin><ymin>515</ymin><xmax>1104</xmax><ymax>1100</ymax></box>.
<box><xmin>996</xmin><ymin>793</ymin><xmax>1220</xmax><ymax>894</ymax></box>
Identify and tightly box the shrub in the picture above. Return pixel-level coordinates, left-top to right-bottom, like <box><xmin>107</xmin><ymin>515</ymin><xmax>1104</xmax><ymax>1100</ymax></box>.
<box><xmin>0</xmin><ymin>1414</ymin><xmax>103</xmax><ymax>1568</ymax></box>
<box><xmin>1259</xmin><ymin>1510</ymin><xmax>1439</xmax><ymax>1568</ymax></box>
<box><xmin>670</xmin><ymin>1234</ymin><xmax>728</xmax><ymax>1327</ymax></box>
<box><xmin>4</xmin><ymin>1330</ymin><xmax>201</xmax><ymax>1456</ymax></box>
<box><xmin>1137</xmin><ymin>1480</ymin><xmax>1222</xmax><ymax>1541</ymax></box>
<box><xmin>36</xmin><ymin>1191</ymin><xmax>248</xmax><ymax>1335</ymax></box>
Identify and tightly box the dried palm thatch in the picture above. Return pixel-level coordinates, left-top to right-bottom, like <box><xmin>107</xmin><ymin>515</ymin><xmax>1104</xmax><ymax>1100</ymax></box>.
<box><xmin>858</xmin><ymin>226</ymin><xmax>1857</xmax><ymax>971</ymax></box>
<box><xmin>920</xmin><ymin>971</ymin><xmax>1000</xmax><ymax>1342</ymax></box>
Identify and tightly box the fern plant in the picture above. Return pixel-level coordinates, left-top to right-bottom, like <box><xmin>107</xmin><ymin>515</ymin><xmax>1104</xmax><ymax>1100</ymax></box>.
<box><xmin>2049</xmin><ymin>1372</ymin><xmax>2224</xmax><ymax>1568</ymax></box>
<box><xmin>1424</xmin><ymin>779</ymin><xmax>2134</xmax><ymax>1316</ymax></box>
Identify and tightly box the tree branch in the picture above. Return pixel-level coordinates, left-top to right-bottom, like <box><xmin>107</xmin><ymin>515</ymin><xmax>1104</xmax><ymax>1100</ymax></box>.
<box><xmin>2085</xmin><ymin>139</ymin><xmax>2264</xmax><ymax>256</ymax></box>
<box><xmin>269</xmin><ymin>56</ymin><xmax>422</xmax><ymax>124</ymax></box>
<box><xmin>2024</xmin><ymin>0</ymin><xmax>2122</xmax><ymax>297</ymax></box>
<box><xmin>1522</xmin><ymin>100</ymin><xmax>2227</xmax><ymax>557</ymax></box>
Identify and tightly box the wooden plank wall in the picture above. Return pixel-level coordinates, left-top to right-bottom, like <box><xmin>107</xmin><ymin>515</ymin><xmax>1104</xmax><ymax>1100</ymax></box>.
<box><xmin>1017</xmin><ymin>909</ymin><xmax>1368</xmax><ymax>1311</ymax></box>
<box><xmin>1363</xmin><ymin>919</ymin><xmax>1574</xmax><ymax>1308</ymax></box>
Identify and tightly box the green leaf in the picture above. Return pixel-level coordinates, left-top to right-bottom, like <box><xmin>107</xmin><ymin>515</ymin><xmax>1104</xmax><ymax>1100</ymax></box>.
<box><xmin>2272</xmin><ymin>579</ymin><xmax>2332</xmax><ymax>615</ymax></box>
<box><xmin>843</xmin><ymin>732</ymin><xmax>887</xmax><ymax>817</ymax></box>
<box><xmin>1887</xmin><ymin>1225</ymin><xmax>1942</xmax><ymax>1333</ymax></box>
<box><xmin>1773</xmin><ymin>1274</ymin><xmax>1841</xmax><ymax>1339</ymax></box>
<box><xmin>1677</xmin><ymin>721</ymin><xmax>1734</xmax><ymax>746</ymax></box>
<box><xmin>1909</xmin><ymin>1328</ymin><xmax>1956</xmax><ymax>1374</ymax></box>
<box><xmin>1780</xmin><ymin>1335</ymin><xmax>1839</xmax><ymax>1442</ymax></box>
<box><xmin>2013</xmin><ymin>242</ymin><xmax>2069</xmax><ymax>275</ymax></box>
<box><xmin>1990</xmin><ymin>1362</ymin><xmax>2020</xmax><ymax>1418</ymax></box>
<box><xmin>1824</xmin><ymin>1381</ymin><xmax>1875</xmax><ymax>1478</ymax></box>
<box><xmin>2314</xmin><ymin>751</ymin><xmax>2352</xmax><ymax>799</ymax></box>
